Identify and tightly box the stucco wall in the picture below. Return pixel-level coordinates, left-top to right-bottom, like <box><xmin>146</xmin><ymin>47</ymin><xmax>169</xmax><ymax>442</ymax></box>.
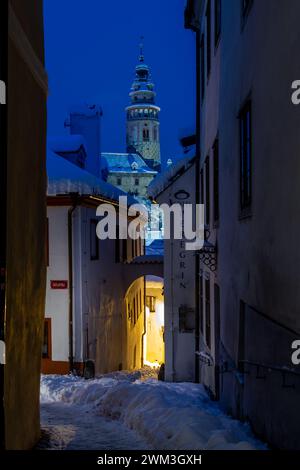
<box><xmin>4</xmin><ymin>0</ymin><xmax>47</xmax><ymax>449</ymax></box>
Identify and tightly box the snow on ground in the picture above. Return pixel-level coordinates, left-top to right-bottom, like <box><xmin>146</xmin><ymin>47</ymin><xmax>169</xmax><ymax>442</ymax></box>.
<box><xmin>40</xmin><ymin>369</ymin><xmax>266</xmax><ymax>451</ymax></box>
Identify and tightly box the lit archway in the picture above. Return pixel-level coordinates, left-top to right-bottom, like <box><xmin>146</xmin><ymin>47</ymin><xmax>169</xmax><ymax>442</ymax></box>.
<box><xmin>123</xmin><ymin>275</ymin><xmax>164</xmax><ymax>371</ymax></box>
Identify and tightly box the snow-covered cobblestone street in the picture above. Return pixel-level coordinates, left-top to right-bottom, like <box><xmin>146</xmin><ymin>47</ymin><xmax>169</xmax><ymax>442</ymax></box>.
<box><xmin>39</xmin><ymin>370</ymin><xmax>266</xmax><ymax>450</ymax></box>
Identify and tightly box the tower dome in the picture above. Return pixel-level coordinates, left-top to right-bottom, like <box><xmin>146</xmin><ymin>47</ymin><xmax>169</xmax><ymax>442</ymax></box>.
<box><xmin>126</xmin><ymin>39</ymin><xmax>161</xmax><ymax>170</ymax></box>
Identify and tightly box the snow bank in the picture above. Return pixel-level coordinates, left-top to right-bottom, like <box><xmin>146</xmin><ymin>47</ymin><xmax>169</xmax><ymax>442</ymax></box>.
<box><xmin>41</xmin><ymin>372</ymin><xmax>266</xmax><ymax>451</ymax></box>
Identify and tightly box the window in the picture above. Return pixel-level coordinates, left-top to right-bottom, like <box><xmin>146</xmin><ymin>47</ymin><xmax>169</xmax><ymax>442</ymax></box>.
<box><xmin>134</xmin><ymin>296</ymin><xmax>137</xmax><ymax>323</ymax></box>
<box><xmin>146</xmin><ymin>295</ymin><xmax>156</xmax><ymax>313</ymax></box>
<box><xmin>214</xmin><ymin>0</ymin><xmax>221</xmax><ymax>47</ymax></box>
<box><xmin>213</xmin><ymin>138</ymin><xmax>219</xmax><ymax>223</ymax></box>
<box><xmin>239</xmin><ymin>100</ymin><xmax>252</xmax><ymax>213</ymax></box>
<box><xmin>242</xmin><ymin>0</ymin><xmax>253</xmax><ymax>21</ymax></box>
<box><xmin>200</xmin><ymin>276</ymin><xmax>204</xmax><ymax>334</ymax></box>
<box><xmin>206</xmin><ymin>0</ymin><xmax>211</xmax><ymax>79</ymax></box>
<box><xmin>135</xmin><ymin>178</ymin><xmax>139</xmax><ymax>186</ymax></box>
<box><xmin>143</xmin><ymin>128</ymin><xmax>149</xmax><ymax>141</ymax></box>
<box><xmin>117</xmin><ymin>177</ymin><xmax>122</xmax><ymax>186</ymax></box>
<box><xmin>205</xmin><ymin>156</ymin><xmax>210</xmax><ymax>226</ymax></box>
<box><xmin>90</xmin><ymin>219</ymin><xmax>99</xmax><ymax>260</ymax></box>
<box><xmin>126</xmin><ymin>301</ymin><xmax>131</xmax><ymax>320</ymax></box>
<box><xmin>42</xmin><ymin>319</ymin><xmax>51</xmax><ymax>359</ymax></box>
<box><xmin>200</xmin><ymin>34</ymin><xmax>205</xmax><ymax>102</ymax></box>
<box><xmin>205</xmin><ymin>279</ymin><xmax>211</xmax><ymax>348</ymax></box>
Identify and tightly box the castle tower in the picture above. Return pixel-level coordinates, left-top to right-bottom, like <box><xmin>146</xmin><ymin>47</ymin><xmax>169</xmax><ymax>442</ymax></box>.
<box><xmin>126</xmin><ymin>39</ymin><xmax>161</xmax><ymax>170</ymax></box>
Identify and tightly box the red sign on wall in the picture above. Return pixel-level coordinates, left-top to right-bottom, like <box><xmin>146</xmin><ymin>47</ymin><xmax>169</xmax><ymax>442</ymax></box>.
<box><xmin>50</xmin><ymin>280</ymin><xmax>68</xmax><ymax>289</ymax></box>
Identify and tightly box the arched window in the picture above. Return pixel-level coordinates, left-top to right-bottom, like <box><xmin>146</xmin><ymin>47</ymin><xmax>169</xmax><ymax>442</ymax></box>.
<box><xmin>143</xmin><ymin>128</ymin><xmax>150</xmax><ymax>141</ymax></box>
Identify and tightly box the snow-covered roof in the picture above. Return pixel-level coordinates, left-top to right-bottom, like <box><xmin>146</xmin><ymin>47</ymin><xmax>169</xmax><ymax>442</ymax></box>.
<box><xmin>48</xmin><ymin>135</ymin><xmax>87</xmax><ymax>154</ymax></box>
<box><xmin>148</xmin><ymin>155</ymin><xmax>195</xmax><ymax>198</ymax></box>
<box><xmin>47</xmin><ymin>149</ymin><xmax>136</xmax><ymax>203</ymax></box>
<box><xmin>101</xmin><ymin>153</ymin><xmax>157</xmax><ymax>175</ymax></box>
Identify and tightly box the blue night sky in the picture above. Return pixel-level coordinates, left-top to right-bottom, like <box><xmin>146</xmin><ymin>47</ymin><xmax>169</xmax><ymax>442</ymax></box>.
<box><xmin>44</xmin><ymin>0</ymin><xmax>195</xmax><ymax>166</ymax></box>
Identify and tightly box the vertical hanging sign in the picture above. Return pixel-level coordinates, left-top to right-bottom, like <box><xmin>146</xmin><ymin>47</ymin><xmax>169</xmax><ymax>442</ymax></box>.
<box><xmin>0</xmin><ymin>0</ymin><xmax>8</xmax><ymax>450</ymax></box>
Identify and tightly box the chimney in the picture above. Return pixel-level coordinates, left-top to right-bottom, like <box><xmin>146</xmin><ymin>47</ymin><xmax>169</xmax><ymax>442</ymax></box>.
<box><xmin>69</xmin><ymin>104</ymin><xmax>103</xmax><ymax>177</ymax></box>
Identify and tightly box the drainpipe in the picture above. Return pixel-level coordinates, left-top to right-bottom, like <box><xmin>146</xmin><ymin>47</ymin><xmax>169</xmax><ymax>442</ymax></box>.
<box><xmin>194</xmin><ymin>28</ymin><xmax>201</xmax><ymax>383</ymax></box>
<box><xmin>68</xmin><ymin>193</ymin><xmax>80</xmax><ymax>373</ymax></box>
<box><xmin>0</xmin><ymin>0</ymin><xmax>8</xmax><ymax>449</ymax></box>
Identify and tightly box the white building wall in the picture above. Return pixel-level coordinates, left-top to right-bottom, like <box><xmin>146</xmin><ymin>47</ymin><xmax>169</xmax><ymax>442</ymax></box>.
<box><xmin>46</xmin><ymin>206</ymin><xmax>70</xmax><ymax>362</ymax></box>
<box><xmin>157</xmin><ymin>163</ymin><xmax>196</xmax><ymax>382</ymax></box>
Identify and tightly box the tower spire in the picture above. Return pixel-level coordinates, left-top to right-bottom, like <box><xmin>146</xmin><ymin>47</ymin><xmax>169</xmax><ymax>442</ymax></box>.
<box><xmin>139</xmin><ymin>36</ymin><xmax>144</xmax><ymax>62</ymax></box>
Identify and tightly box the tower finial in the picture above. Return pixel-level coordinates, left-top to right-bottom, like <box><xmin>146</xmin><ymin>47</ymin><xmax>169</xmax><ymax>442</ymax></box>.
<box><xmin>139</xmin><ymin>36</ymin><xmax>144</xmax><ymax>62</ymax></box>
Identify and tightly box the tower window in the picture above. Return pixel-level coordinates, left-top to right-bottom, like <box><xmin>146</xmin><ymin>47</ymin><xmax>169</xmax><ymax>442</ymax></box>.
<box><xmin>143</xmin><ymin>129</ymin><xmax>150</xmax><ymax>141</ymax></box>
<box><xmin>117</xmin><ymin>177</ymin><xmax>122</xmax><ymax>185</ymax></box>
<box><xmin>135</xmin><ymin>178</ymin><xmax>139</xmax><ymax>186</ymax></box>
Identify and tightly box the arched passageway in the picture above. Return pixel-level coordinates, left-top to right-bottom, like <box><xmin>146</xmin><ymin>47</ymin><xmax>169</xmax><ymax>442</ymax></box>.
<box><xmin>123</xmin><ymin>274</ymin><xmax>164</xmax><ymax>371</ymax></box>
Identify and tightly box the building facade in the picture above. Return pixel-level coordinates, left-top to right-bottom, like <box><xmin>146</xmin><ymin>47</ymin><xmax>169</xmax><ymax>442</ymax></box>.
<box><xmin>101</xmin><ymin>152</ymin><xmax>157</xmax><ymax>198</ymax></box>
<box><xmin>149</xmin><ymin>157</ymin><xmax>196</xmax><ymax>382</ymax></box>
<box><xmin>44</xmin><ymin>147</ymin><xmax>158</xmax><ymax>376</ymax></box>
<box><xmin>1</xmin><ymin>0</ymin><xmax>47</xmax><ymax>450</ymax></box>
<box><xmin>185</xmin><ymin>0</ymin><xmax>300</xmax><ymax>450</ymax></box>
